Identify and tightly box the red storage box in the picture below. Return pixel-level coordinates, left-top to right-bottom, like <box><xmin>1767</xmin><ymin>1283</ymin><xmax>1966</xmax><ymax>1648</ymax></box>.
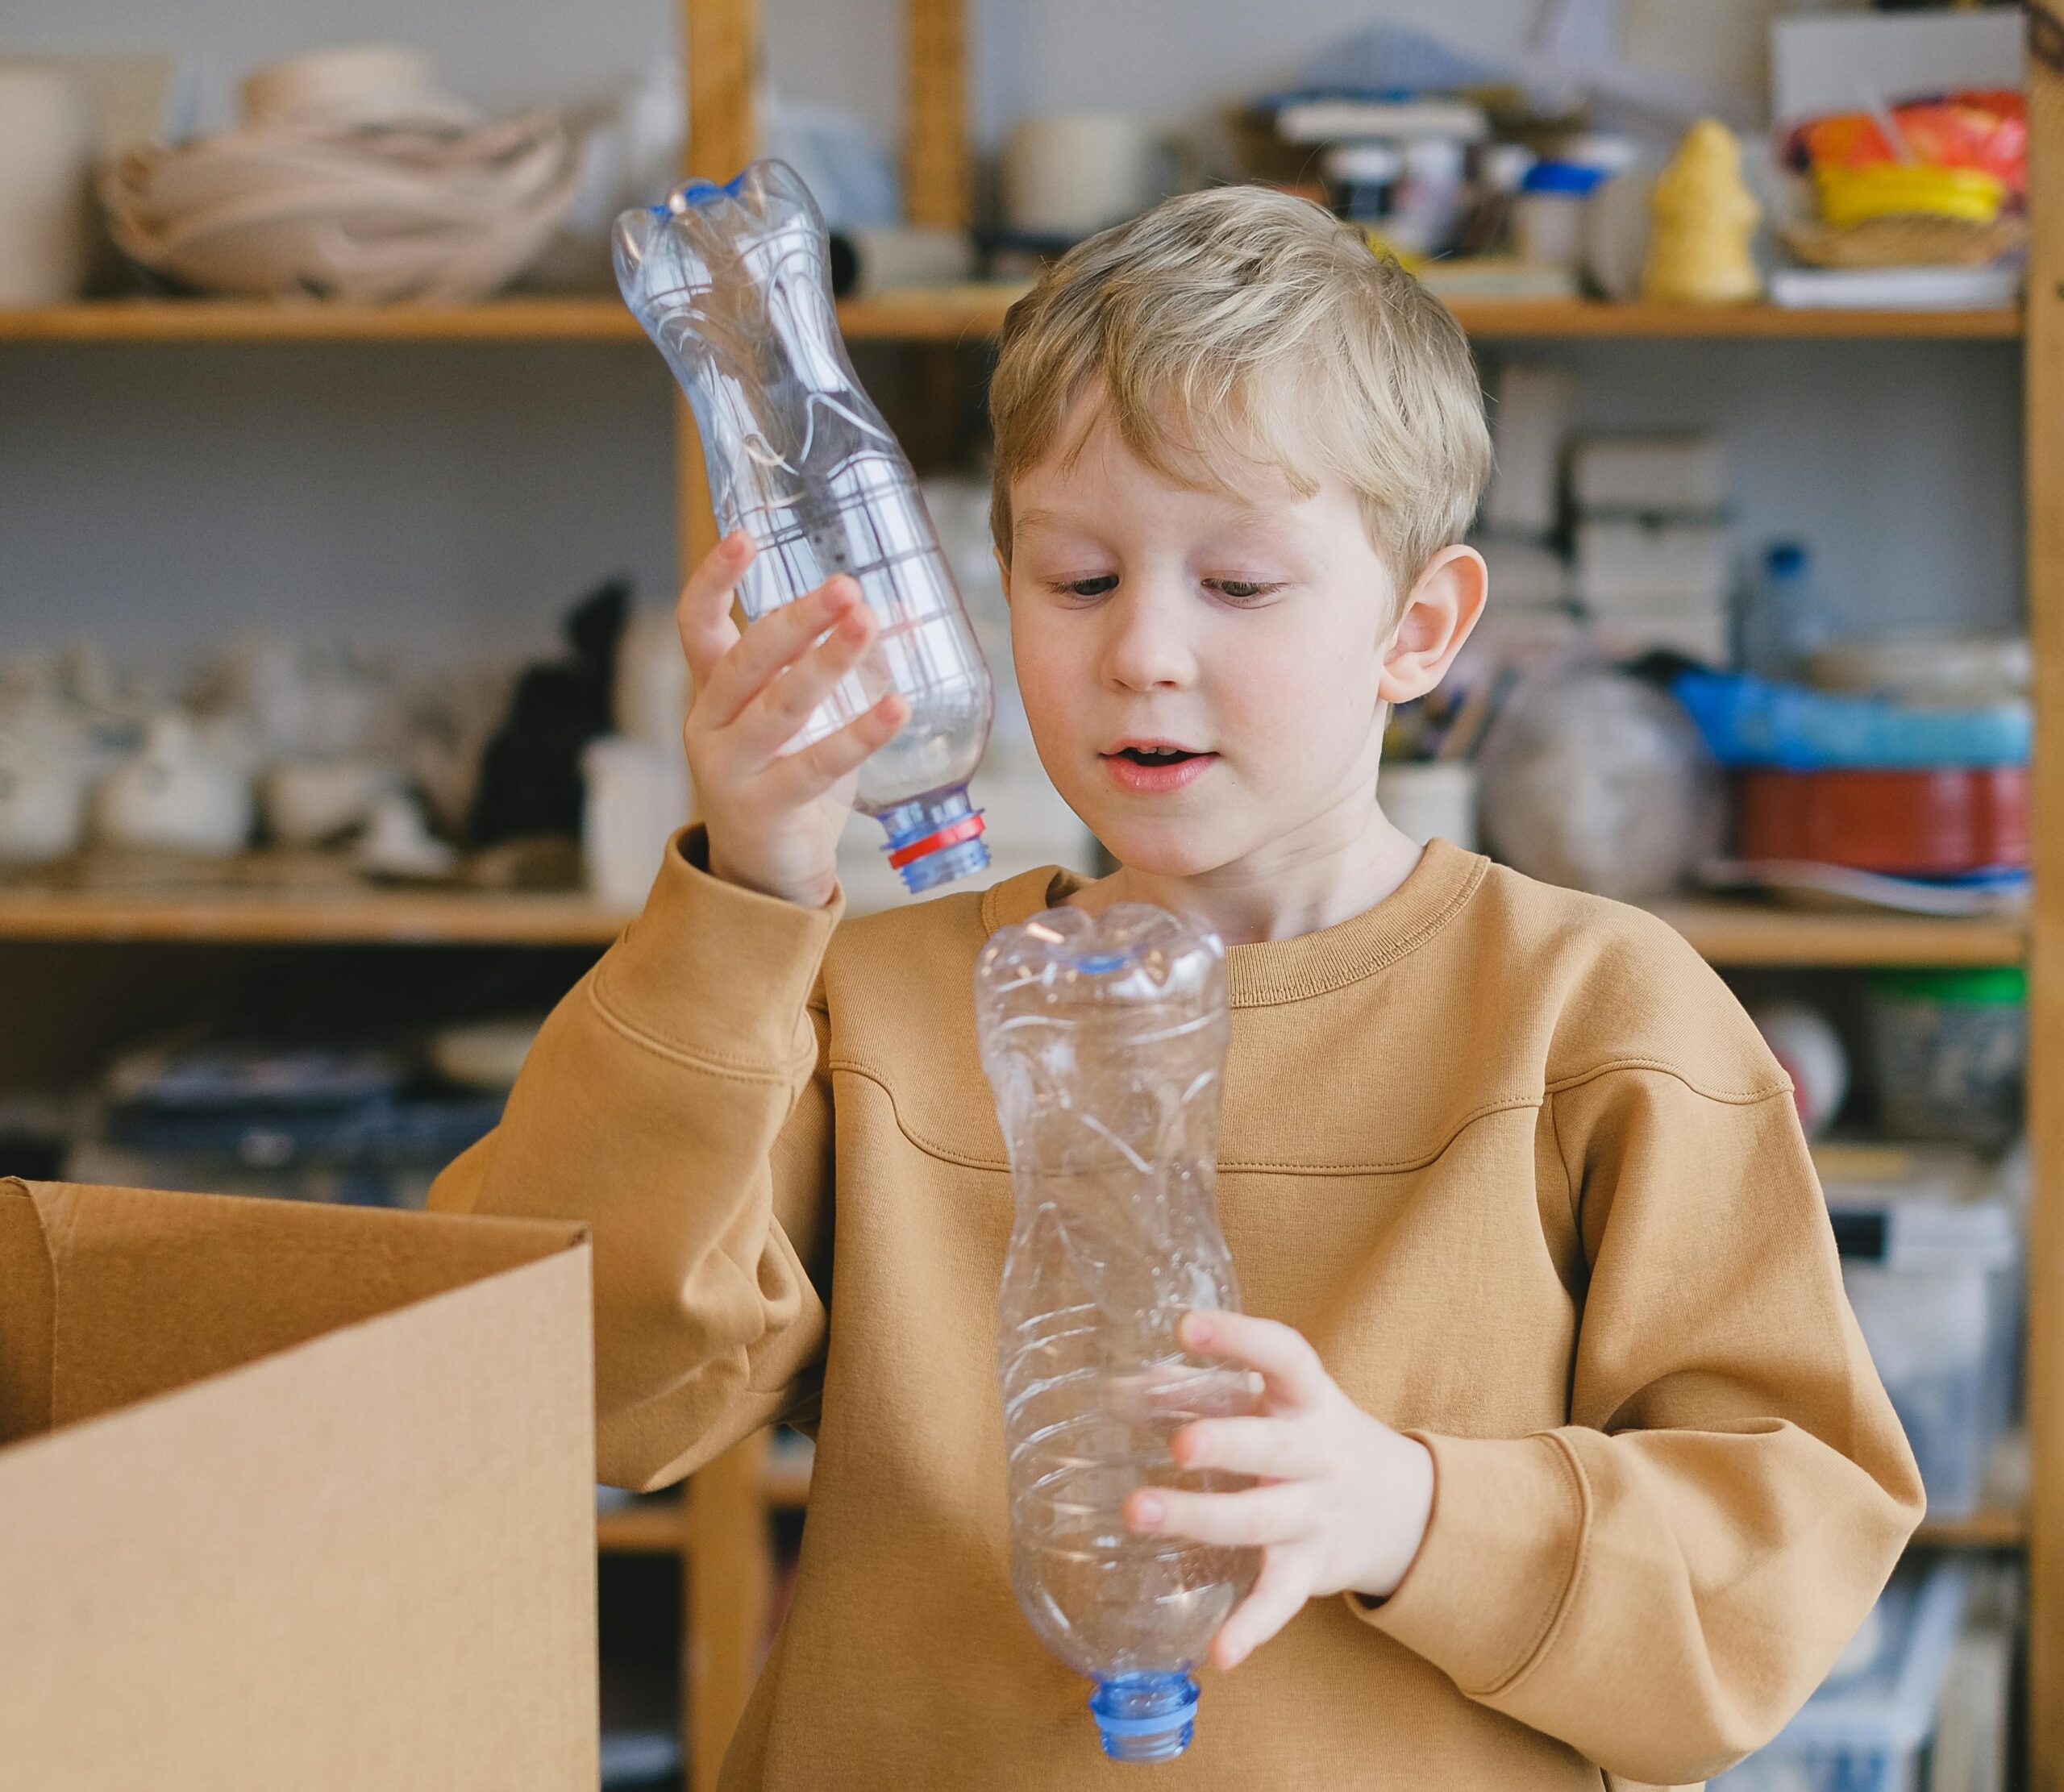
<box><xmin>1736</xmin><ymin>767</ymin><xmax>2028</xmax><ymax>875</ymax></box>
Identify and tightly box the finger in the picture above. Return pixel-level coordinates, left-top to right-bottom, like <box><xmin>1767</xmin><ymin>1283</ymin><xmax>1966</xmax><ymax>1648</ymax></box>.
<box><xmin>1126</xmin><ymin>1480</ymin><xmax>1319</xmax><ymax>1549</ymax></box>
<box><xmin>761</xmin><ymin>692</ymin><xmax>909</xmax><ymax>805</ymax></box>
<box><xmin>729</xmin><ymin>601</ymin><xmax>881</xmax><ymax>761</ymax></box>
<box><xmin>1179</xmin><ymin>1310</ymin><xmax>1333</xmax><ymax>1410</ymax></box>
<box><xmin>1173</xmin><ymin>1416</ymin><xmax>1329</xmax><ymax>1481</ymax></box>
<box><xmin>700</xmin><ymin>576</ymin><xmax>865</xmax><ymax>730</ymax></box>
<box><xmin>1212</xmin><ymin>1552</ymin><xmax>1313</xmax><ymax>1672</ymax></box>
<box><xmin>676</xmin><ymin>531</ymin><xmax>753</xmax><ymax>688</ymax></box>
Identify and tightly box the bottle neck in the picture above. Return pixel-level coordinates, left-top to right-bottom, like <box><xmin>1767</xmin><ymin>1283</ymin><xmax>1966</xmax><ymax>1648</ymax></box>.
<box><xmin>1089</xmin><ymin>1673</ymin><xmax>1200</xmax><ymax>1762</ymax></box>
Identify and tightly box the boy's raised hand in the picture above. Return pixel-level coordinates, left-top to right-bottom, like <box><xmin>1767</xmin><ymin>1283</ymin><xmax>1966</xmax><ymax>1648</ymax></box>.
<box><xmin>676</xmin><ymin>531</ymin><xmax>909</xmax><ymax>908</ymax></box>
<box><xmin>1125</xmin><ymin>1310</ymin><xmax>1435</xmax><ymax>1671</ymax></box>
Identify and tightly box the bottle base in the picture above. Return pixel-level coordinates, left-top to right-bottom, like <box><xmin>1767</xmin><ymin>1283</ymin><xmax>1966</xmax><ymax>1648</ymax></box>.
<box><xmin>1089</xmin><ymin>1673</ymin><xmax>1199</xmax><ymax>1763</ymax></box>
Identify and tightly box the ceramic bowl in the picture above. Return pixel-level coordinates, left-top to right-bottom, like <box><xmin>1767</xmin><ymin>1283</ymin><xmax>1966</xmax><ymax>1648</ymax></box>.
<box><xmin>102</xmin><ymin>108</ymin><xmax>579</xmax><ymax>302</ymax></box>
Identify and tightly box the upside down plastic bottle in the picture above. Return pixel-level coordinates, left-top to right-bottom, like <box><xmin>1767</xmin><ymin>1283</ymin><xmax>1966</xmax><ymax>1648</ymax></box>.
<box><xmin>613</xmin><ymin>159</ymin><xmax>996</xmax><ymax>891</ymax></box>
<box><xmin>976</xmin><ymin>903</ymin><xmax>1259</xmax><ymax>1762</ymax></box>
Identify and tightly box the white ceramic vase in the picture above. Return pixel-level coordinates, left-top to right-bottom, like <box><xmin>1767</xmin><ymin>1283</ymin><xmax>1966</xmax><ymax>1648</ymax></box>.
<box><xmin>0</xmin><ymin>65</ymin><xmax>97</xmax><ymax>305</ymax></box>
<box><xmin>94</xmin><ymin>712</ymin><xmax>254</xmax><ymax>855</ymax></box>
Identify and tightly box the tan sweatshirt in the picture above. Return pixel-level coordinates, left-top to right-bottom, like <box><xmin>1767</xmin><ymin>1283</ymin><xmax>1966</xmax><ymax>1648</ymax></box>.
<box><xmin>431</xmin><ymin>828</ymin><xmax>1920</xmax><ymax>1791</ymax></box>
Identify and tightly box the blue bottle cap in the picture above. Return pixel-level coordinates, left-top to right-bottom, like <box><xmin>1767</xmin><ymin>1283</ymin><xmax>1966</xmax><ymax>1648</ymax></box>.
<box><xmin>879</xmin><ymin>784</ymin><xmax>989</xmax><ymax>892</ymax></box>
<box><xmin>1089</xmin><ymin>1673</ymin><xmax>1200</xmax><ymax>1764</ymax></box>
<box><xmin>1765</xmin><ymin>541</ymin><xmax>1808</xmax><ymax>580</ymax></box>
<box><xmin>1521</xmin><ymin>160</ymin><xmax>1607</xmax><ymax>196</ymax></box>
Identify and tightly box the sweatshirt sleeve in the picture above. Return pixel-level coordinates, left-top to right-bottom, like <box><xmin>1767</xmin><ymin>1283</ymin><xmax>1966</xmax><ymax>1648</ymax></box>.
<box><xmin>1352</xmin><ymin>1063</ymin><xmax>1924</xmax><ymax>1786</ymax></box>
<box><xmin>428</xmin><ymin>825</ymin><xmax>840</xmax><ymax>1491</ymax></box>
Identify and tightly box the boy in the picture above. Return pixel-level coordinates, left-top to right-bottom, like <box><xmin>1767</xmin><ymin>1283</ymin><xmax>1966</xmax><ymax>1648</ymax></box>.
<box><xmin>431</xmin><ymin>188</ymin><xmax>1920</xmax><ymax>1789</ymax></box>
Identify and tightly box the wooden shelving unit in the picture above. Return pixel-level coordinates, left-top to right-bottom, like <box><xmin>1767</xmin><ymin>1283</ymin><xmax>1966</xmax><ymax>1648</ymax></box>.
<box><xmin>597</xmin><ymin>1499</ymin><xmax>690</xmax><ymax>1554</ymax></box>
<box><xmin>0</xmin><ymin>886</ymin><xmax>630</xmax><ymax>946</ymax></box>
<box><xmin>0</xmin><ymin>291</ymin><xmax>2023</xmax><ymax>347</ymax></box>
<box><xmin>4</xmin><ymin>1</ymin><xmax>2054</xmax><ymax>1786</ymax></box>
<box><xmin>1914</xmin><ymin>1508</ymin><xmax>2030</xmax><ymax>1550</ymax></box>
<box><xmin>0</xmin><ymin>884</ymin><xmax>2026</xmax><ymax>967</ymax></box>
<box><xmin>1646</xmin><ymin>899</ymin><xmax>2026</xmax><ymax>969</ymax></box>
<box><xmin>0</xmin><ymin>296</ymin><xmax>643</xmax><ymax>342</ymax></box>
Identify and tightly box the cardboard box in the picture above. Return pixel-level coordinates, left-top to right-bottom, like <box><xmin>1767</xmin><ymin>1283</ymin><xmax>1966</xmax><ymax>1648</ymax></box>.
<box><xmin>0</xmin><ymin>1179</ymin><xmax>597</xmax><ymax>1790</ymax></box>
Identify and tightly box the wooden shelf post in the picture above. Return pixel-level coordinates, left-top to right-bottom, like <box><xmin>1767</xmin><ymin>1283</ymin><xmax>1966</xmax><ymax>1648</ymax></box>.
<box><xmin>905</xmin><ymin>0</ymin><xmax>971</xmax><ymax>231</ymax></box>
<box><xmin>2027</xmin><ymin>10</ymin><xmax>2064</xmax><ymax>1787</ymax></box>
<box><xmin>686</xmin><ymin>1429</ymin><xmax>774</xmax><ymax>1792</ymax></box>
<box><xmin>678</xmin><ymin>6</ymin><xmax>769</xmax><ymax>1788</ymax></box>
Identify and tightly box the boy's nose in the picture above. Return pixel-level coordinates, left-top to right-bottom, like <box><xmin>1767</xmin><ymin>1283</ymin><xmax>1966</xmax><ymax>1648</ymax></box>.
<box><xmin>1098</xmin><ymin>587</ymin><xmax>1197</xmax><ymax>692</ymax></box>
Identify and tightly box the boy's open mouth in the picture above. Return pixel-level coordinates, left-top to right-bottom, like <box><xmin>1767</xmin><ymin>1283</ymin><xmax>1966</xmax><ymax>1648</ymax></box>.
<box><xmin>1111</xmin><ymin>746</ymin><xmax>1207</xmax><ymax>766</ymax></box>
<box><xmin>1101</xmin><ymin>742</ymin><xmax>1219</xmax><ymax>792</ymax></box>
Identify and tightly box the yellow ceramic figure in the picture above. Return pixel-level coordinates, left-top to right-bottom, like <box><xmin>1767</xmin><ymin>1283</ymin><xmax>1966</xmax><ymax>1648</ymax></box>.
<box><xmin>1643</xmin><ymin>118</ymin><xmax>1762</xmax><ymax>305</ymax></box>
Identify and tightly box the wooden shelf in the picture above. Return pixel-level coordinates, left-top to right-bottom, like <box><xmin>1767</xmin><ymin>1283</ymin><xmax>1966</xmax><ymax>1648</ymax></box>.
<box><xmin>1445</xmin><ymin>298</ymin><xmax>2022</xmax><ymax>340</ymax></box>
<box><xmin>0</xmin><ymin>293</ymin><xmax>2020</xmax><ymax>346</ymax></box>
<box><xmin>593</xmin><ymin>1453</ymin><xmax>809</xmax><ymax>1555</ymax></box>
<box><xmin>597</xmin><ymin>1499</ymin><xmax>688</xmax><ymax>1553</ymax></box>
<box><xmin>0</xmin><ymin>886</ymin><xmax>629</xmax><ymax>946</ymax></box>
<box><xmin>0</xmin><ymin>297</ymin><xmax>644</xmax><ymax>343</ymax></box>
<box><xmin>836</xmin><ymin>286</ymin><xmax>1023</xmax><ymax>339</ymax></box>
<box><xmin>0</xmin><ymin>884</ymin><xmax>2028</xmax><ymax>964</ymax></box>
<box><xmin>0</xmin><ymin>291</ymin><xmax>1026</xmax><ymax>345</ymax></box>
<box><xmin>1646</xmin><ymin>898</ymin><xmax>2027</xmax><ymax>968</ymax></box>
<box><xmin>1912</xmin><ymin>1507</ymin><xmax>2028</xmax><ymax>1549</ymax></box>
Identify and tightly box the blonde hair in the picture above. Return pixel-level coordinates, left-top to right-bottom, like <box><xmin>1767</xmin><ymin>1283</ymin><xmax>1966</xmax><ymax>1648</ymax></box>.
<box><xmin>988</xmin><ymin>185</ymin><xmax>1492</xmax><ymax>592</ymax></box>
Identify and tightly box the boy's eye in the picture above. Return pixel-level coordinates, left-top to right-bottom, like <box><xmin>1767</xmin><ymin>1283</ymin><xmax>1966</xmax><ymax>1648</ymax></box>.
<box><xmin>1207</xmin><ymin>579</ymin><xmax>1282</xmax><ymax>602</ymax></box>
<box><xmin>1055</xmin><ymin>575</ymin><xmax>1118</xmax><ymax>598</ymax></box>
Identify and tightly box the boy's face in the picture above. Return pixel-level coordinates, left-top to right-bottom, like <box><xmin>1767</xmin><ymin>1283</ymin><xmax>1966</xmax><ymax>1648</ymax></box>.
<box><xmin>1003</xmin><ymin>399</ymin><xmax>1468</xmax><ymax>880</ymax></box>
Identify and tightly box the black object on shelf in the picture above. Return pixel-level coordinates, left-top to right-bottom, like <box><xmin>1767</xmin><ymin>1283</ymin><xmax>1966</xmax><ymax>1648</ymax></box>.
<box><xmin>470</xmin><ymin>575</ymin><xmax>630</xmax><ymax>846</ymax></box>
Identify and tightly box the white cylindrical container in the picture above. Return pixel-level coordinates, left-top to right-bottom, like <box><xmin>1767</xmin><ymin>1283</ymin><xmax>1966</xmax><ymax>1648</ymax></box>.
<box><xmin>0</xmin><ymin>66</ymin><xmax>96</xmax><ymax>306</ymax></box>
<box><xmin>613</xmin><ymin>603</ymin><xmax>692</xmax><ymax>751</ymax></box>
<box><xmin>1380</xmin><ymin>761</ymin><xmax>1478</xmax><ymax>851</ymax></box>
<box><xmin>1001</xmin><ymin>114</ymin><xmax>1160</xmax><ymax>238</ymax></box>
<box><xmin>1515</xmin><ymin>192</ymin><xmax>1587</xmax><ymax>268</ymax></box>
<box><xmin>582</xmin><ymin>734</ymin><xmax>692</xmax><ymax>911</ymax></box>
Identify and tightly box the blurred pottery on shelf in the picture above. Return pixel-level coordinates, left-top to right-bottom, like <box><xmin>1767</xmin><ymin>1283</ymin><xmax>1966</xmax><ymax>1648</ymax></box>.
<box><xmin>613</xmin><ymin>603</ymin><xmax>691</xmax><ymax>753</ymax></box>
<box><xmin>1806</xmin><ymin>634</ymin><xmax>2029</xmax><ymax>707</ymax></box>
<box><xmin>194</xmin><ymin>637</ymin><xmax>399</xmax><ymax>763</ymax></box>
<box><xmin>1001</xmin><ymin>113</ymin><xmax>1174</xmax><ymax>239</ymax></box>
<box><xmin>263</xmin><ymin>757</ymin><xmax>402</xmax><ymax>846</ymax></box>
<box><xmin>0</xmin><ymin>64</ymin><xmax>97</xmax><ymax>305</ymax></box>
<box><xmin>1642</xmin><ymin>118</ymin><xmax>1761</xmax><ymax>306</ymax></box>
<box><xmin>1478</xmin><ymin>667</ymin><xmax>1723</xmax><ymax>901</ymax></box>
<box><xmin>93</xmin><ymin>712</ymin><xmax>252</xmax><ymax>855</ymax></box>
<box><xmin>356</xmin><ymin>790</ymin><xmax>458</xmax><ymax>880</ymax></box>
<box><xmin>239</xmin><ymin>45</ymin><xmax>473</xmax><ymax>132</ymax></box>
<box><xmin>0</xmin><ymin>729</ymin><xmax>92</xmax><ymax>863</ymax></box>
<box><xmin>101</xmin><ymin>48</ymin><xmax>579</xmax><ymax>303</ymax></box>
<box><xmin>581</xmin><ymin>734</ymin><xmax>689</xmax><ymax>911</ymax></box>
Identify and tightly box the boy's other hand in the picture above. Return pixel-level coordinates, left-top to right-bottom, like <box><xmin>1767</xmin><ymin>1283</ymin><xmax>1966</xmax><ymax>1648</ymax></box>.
<box><xmin>676</xmin><ymin>531</ymin><xmax>909</xmax><ymax>908</ymax></box>
<box><xmin>1124</xmin><ymin>1309</ymin><xmax>1434</xmax><ymax>1672</ymax></box>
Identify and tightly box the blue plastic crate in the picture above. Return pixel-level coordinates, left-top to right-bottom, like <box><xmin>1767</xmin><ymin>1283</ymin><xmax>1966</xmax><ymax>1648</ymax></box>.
<box><xmin>1712</xmin><ymin>1561</ymin><xmax>1969</xmax><ymax>1792</ymax></box>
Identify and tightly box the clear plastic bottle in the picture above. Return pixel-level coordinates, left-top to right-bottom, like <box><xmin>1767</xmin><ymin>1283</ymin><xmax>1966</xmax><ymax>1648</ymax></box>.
<box><xmin>1737</xmin><ymin>540</ymin><xmax>1839</xmax><ymax>683</ymax></box>
<box><xmin>614</xmin><ymin>160</ymin><xmax>996</xmax><ymax>892</ymax></box>
<box><xmin>976</xmin><ymin>903</ymin><xmax>1259</xmax><ymax>1763</ymax></box>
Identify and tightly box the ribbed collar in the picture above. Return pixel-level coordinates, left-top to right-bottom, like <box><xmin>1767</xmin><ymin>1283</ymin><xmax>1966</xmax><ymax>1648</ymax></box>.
<box><xmin>978</xmin><ymin>838</ymin><xmax>1488</xmax><ymax>1008</ymax></box>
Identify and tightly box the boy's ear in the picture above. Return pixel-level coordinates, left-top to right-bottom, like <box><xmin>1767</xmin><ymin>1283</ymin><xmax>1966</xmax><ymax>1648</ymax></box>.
<box><xmin>1376</xmin><ymin>545</ymin><xmax>1488</xmax><ymax>706</ymax></box>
